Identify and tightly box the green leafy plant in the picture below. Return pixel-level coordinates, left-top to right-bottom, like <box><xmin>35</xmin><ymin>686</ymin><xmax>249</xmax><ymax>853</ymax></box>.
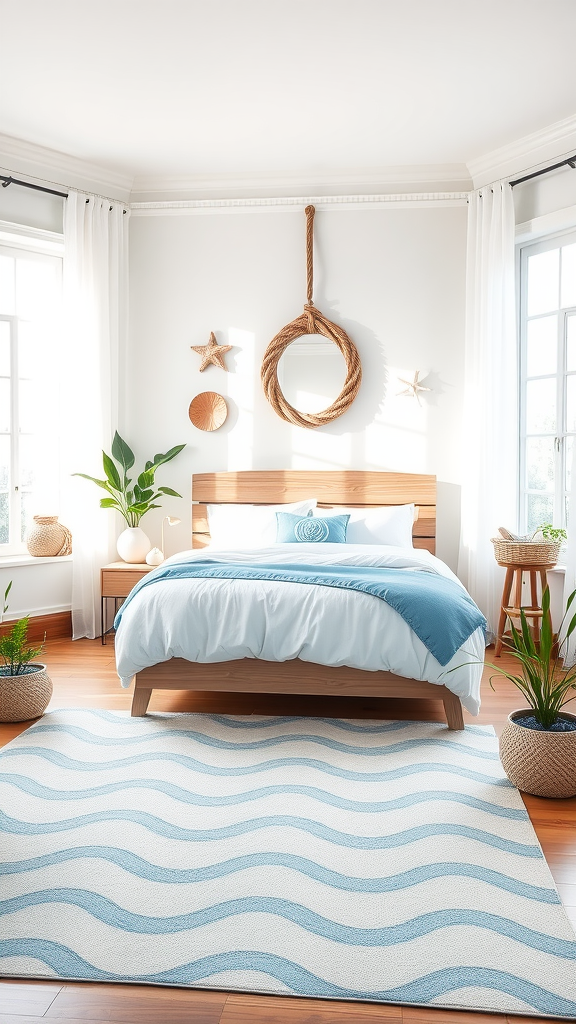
<box><xmin>0</xmin><ymin>582</ymin><xmax>45</xmax><ymax>676</ymax></box>
<box><xmin>74</xmin><ymin>432</ymin><xmax>186</xmax><ymax>528</ymax></box>
<box><xmin>531</xmin><ymin>523</ymin><xmax>567</xmax><ymax>543</ymax></box>
<box><xmin>489</xmin><ymin>587</ymin><xmax>576</xmax><ymax>730</ymax></box>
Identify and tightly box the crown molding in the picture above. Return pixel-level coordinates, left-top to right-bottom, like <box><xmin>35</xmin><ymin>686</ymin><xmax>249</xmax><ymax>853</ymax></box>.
<box><xmin>130</xmin><ymin>192</ymin><xmax>469</xmax><ymax>215</ymax></box>
<box><xmin>467</xmin><ymin>113</ymin><xmax>576</xmax><ymax>189</ymax></box>
<box><xmin>130</xmin><ymin>164</ymin><xmax>472</xmax><ymax>202</ymax></box>
<box><xmin>0</xmin><ymin>132</ymin><xmax>133</xmax><ymax>202</ymax></box>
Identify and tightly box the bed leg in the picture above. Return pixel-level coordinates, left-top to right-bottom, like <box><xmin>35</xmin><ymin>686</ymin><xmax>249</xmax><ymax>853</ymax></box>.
<box><xmin>442</xmin><ymin>689</ymin><xmax>465</xmax><ymax>730</ymax></box>
<box><xmin>131</xmin><ymin>684</ymin><xmax>152</xmax><ymax>717</ymax></box>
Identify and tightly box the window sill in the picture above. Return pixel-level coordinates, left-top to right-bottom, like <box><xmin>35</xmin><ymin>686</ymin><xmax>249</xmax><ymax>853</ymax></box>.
<box><xmin>0</xmin><ymin>553</ymin><xmax>73</xmax><ymax>569</ymax></box>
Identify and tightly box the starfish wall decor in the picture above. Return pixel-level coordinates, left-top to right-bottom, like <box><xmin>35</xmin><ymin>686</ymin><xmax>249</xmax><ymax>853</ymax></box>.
<box><xmin>397</xmin><ymin>370</ymin><xmax>431</xmax><ymax>405</ymax></box>
<box><xmin>191</xmin><ymin>332</ymin><xmax>232</xmax><ymax>372</ymax></box>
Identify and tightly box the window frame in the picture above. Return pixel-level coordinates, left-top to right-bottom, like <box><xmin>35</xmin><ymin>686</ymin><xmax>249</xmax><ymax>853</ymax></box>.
<box><xmin>518</xmin><ymin>228</ymin><xmax>576</xmax><ymax>536</ymax></box>
<box><xmin>0</xmin><ymin>230</ymin><xmax>63</xmax><ymax>556</ymax></box>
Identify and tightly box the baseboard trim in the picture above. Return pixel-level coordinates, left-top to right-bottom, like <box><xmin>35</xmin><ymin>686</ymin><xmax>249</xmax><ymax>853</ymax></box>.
<box><xmin>0</xmin><ymin>610</ymin><xmax>72</xmax><ymax>642</ymax></box>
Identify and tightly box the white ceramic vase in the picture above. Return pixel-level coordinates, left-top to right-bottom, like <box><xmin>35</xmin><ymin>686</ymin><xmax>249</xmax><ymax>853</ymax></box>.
<box><xmin>117</xmin><ymin>526</ymin><xmax>151</xmax><ymax>563</ymax></box>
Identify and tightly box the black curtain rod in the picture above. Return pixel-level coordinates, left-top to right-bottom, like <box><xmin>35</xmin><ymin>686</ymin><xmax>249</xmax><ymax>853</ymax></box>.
<box><xmin>0</xmin><ymin>174</ymin><xmax>127</xmax><ymax>212</ymax></box>
<box><xmin>509</xmin><ymin>154</ymin><xmax>576</xmax><ymax>188</ymax></box>
<box><xmin>1</xmin><ymin>174</ymin><xmax>68</xmax><ymax>198</ymax></box>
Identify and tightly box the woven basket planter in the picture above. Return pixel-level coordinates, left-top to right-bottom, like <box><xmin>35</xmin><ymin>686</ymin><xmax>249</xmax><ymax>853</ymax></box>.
<box><xmin>0</xmin><ymin>664</ymin><xmax>52</xmax><ymax>723</ymax></box>
<box><xmin>500</xmin><ymin>710</ymin><xmax>576</xmax><ymax>798</ymax></box>
<box><xmin>491</xmin><ymin>538</ymin><xmax>561</xmax><ymax>567</ymax></box>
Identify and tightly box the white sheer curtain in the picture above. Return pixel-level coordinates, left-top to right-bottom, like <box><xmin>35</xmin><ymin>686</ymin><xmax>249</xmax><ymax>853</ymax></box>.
<box><xmin>562</xmin><ymin>446</ymin><xmax>576</xmax><ymax>663</ymax></box>
<box><xmin>458</xmin><ymin>181</ymin><xmax>517</xmax><ymax>637</ymax></box>
<box><xmin>61</xmin><ymin>191</ymin><xmax>128</xmax><ymax>639</ymax></box>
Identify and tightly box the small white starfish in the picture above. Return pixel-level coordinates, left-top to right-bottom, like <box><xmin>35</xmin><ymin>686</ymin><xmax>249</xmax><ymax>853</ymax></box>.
<box><xmin>397</xmin><ymin>371</ymin><xmax>431</xmax><ymax>405</ymax></box>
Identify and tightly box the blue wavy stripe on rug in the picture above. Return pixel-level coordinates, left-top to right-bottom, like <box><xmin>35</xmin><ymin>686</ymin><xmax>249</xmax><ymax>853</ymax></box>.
<box><xmin>0</xmin><ymin>709</ymin><xmax>575</xmax><ymax>1018</ymax></box>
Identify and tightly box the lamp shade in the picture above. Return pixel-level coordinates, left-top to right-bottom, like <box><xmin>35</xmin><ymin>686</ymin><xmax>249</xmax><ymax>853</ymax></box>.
<box><xmin>161</xmin><ymin>515</ymin><xmax>182</xmax><ymax>560</ymax></box>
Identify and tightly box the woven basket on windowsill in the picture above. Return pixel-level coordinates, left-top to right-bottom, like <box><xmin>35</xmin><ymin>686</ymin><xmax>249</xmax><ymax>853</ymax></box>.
<box><xmin>491</xmin><ymin>538</ymin><xmax>562</xmax><ymax>567</ymax></box>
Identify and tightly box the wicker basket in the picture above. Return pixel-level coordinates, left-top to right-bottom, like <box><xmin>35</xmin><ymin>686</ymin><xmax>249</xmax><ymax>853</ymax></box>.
<box><xmin>0</xmin><ymin>664</ymin><xmax>52</xmax><ymax>722</ymax></box>
<box><xmin>491</xmin><ymin>537</ymin><xmax>561</xmax><ymax>566</ymax></box>
<box><xmin>500</xmin><ymin>710</ymin><xmax>576</xmax><ymax>798</ymax></box>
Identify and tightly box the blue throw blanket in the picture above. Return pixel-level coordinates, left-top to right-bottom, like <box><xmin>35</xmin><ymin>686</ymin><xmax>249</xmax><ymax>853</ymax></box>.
<box><xmin>114</xmin><ymin>559</ymin><xmax>486</xmax><ymax>666</ymax></box>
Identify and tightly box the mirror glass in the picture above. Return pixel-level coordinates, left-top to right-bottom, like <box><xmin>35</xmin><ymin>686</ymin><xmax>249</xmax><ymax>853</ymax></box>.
<box><xmin>277</xmin><ymin>335</ymin><xmax>347</xmax><ymax>414</ymax></box>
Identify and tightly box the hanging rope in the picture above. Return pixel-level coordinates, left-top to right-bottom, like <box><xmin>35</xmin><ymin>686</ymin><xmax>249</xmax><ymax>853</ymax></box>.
<box><xmin>305</xmin><ymin>204</ymin><xmax>315</xmax><ymax>306</ymax></box>
<box><xmin>261</xmin><ymin>205</ymin><xmax>362</xmax><ymax>429</ymax></box>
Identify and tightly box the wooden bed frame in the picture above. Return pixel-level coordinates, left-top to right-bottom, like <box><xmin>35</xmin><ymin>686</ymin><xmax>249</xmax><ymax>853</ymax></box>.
<box><xmin>130</xmin><ymin>470</ymin><xmax>465</xmax><ymax>729</ymax></box>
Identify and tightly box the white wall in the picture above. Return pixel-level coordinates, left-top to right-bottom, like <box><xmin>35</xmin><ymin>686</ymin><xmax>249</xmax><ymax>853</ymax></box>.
<box><xmin>0</xmin><ymin>184</ymin><xmax>63</xmax><ymax>234</ymax></box>
<box><xmin>0</xmin><ymin>558</ymin><xmax>72</xmax><ymax>621</ymax></box>
<box><xmin>127</xmin><ymin>204</ymin><xmax>467</xmax><ymax>568</ymax></box>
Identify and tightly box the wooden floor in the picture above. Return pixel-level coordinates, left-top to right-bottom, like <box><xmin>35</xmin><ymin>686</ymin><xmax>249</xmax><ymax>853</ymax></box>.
<box><xmin>1</xmin><ymin>637</ymin><xmax>575</xmax><ymax>1024</ymax></box>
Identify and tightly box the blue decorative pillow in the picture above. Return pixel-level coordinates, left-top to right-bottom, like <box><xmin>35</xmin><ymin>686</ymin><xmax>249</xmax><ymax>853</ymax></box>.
<box><xmin>276</xmin><ymin>511</ymin><xmax>350</xmax><ymax>543</ymax></box>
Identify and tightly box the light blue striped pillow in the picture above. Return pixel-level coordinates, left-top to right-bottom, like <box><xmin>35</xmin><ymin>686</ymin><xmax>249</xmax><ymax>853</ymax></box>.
<box><xmin>276</xmin><ymin>511</ymin><xmax>350</xmax><ymax>543</ymax></box>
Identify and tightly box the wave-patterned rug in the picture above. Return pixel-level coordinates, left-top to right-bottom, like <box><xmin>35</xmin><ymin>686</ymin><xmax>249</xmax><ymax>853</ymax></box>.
<box><xmin>0</xmin><ymin>710</ymin><xmax>575</xmax><ymax>1018</ymax></box>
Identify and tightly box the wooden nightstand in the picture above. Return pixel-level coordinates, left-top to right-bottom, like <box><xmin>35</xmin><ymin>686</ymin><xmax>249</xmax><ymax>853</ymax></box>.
<box><xmin>101</xmin><ymin>562</ymin><xmax>154</xmax><ymax>644</ymax></box>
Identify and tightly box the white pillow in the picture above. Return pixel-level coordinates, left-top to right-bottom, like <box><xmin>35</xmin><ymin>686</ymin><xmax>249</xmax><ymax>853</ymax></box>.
<box><xmin>207</xmin><ymin>499</ymin><xmax>317</xmax><ymax>548</ymax></box>
<box><xmin>314</xmin><ymin>504</ymin><xmax>415</xmax><ymax>547</ymax></box>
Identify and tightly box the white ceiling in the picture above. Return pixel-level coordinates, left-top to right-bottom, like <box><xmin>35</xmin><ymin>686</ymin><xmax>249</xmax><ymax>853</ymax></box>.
<box><xmin>2</xmin><ymin>0</ymin><xmax>576</xmax><ymax>186</ymax></box>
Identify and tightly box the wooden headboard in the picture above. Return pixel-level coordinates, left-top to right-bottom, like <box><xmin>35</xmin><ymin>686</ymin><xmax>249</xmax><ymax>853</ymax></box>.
<box><xmin>192</xmin><ymin>471</ymin><xmax>436</xmax><ymax>553</ymax></box>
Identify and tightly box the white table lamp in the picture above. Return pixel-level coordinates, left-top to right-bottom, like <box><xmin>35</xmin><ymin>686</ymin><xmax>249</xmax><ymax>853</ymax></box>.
<box><xmin>161</xmin><ymin>516</ymin><xmax>181</xmax><ymax>560</ymax></box>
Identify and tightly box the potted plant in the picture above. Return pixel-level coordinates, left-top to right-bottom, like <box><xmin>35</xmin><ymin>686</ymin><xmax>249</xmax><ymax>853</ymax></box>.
<box><xmin>496</xmin><ymin>585</ymin><xmax>576</xmax><ymax>797</ymax></box>
<box><xmin>74</xmin><ymin>432</ymin><xmax>186</xmax><ymax>562</ymax></box>
<box><xmin>0</xmin><ymin>583</ymin><xmax>52</xmax><ymax>723</ymax></box>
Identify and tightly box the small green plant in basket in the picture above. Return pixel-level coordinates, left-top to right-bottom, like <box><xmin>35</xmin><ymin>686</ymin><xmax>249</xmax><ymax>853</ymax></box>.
<box><xmin>530</xmin><ymin>524</ymin><xmax>567</xmax><ymax>544</ymax></box>
<box><xmin>0</xmin><ymin>582</ymin><xmax>45</xmax><ymax>677</ymax></box>
<box><xmin>449</xmin><ymin>584</ymin><xmax>576</xmax><ymax>796</ymax></box>
<box><xmin>495</xmin><ymin>585</ymin><xmax>576</xmax><ymax>797</ymax></box>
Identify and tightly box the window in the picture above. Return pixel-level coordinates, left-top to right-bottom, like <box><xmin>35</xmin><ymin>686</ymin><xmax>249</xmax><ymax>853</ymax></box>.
<box><xmin>0</xmin><ymin>237</ymin><xmax>62</xmax><ymax>554</ymax></box>
<box><xmin>519</xmin><ymin>231</ymin><xmax>576</xmax><ymax>534</ymax></box>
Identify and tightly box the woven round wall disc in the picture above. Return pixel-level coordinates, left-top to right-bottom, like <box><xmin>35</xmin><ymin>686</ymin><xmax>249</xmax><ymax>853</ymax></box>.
<box><xmin>189</xmin><ymin>392</ymin><xmax>228</xmax><ymax>431</ymax></box>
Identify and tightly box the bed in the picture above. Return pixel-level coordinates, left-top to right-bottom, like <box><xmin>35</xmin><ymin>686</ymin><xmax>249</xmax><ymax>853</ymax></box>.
<box><xmin>116</xmin><ymin>471</ymin><xmax>486</xmax><ymax>729</ymax></box>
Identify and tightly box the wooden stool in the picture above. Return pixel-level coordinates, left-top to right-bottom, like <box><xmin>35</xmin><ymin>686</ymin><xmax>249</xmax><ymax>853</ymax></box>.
<box><xmin>495</xmin><ymin>562</ymin><xmax>555</xmax><ymax>657</ymax></box>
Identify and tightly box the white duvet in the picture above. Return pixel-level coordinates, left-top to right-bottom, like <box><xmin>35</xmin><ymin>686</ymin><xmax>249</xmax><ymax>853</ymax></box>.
<box><xmin>115</xmin><ymin>544</ymin><xmax>486</xmax><ymax>714</ymax></box>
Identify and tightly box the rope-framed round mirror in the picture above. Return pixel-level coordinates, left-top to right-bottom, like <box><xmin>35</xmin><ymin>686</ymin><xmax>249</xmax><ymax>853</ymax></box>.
<box><xmin>261</xmin><ymin>206</ymin><xmax>362</xmax><ymax>429</ymax></box>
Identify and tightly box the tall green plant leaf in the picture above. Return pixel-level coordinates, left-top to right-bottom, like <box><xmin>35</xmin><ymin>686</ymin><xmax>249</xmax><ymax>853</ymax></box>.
<box><xmin>566</xmin><ymin>611</ymin><xmax>576</xmax><ymax>639</ymax></box>
<box><xmin>157</xmin><ymin>486</ymin><xmax>182</xmax><ymax>497</ymax></box>
<box><xmin>519</xmin><ymin>608</ymin><xmax>536</xmax><ymax>657</ymax></box>
<box><xmin>72</xmin><ymin>473</ymin><xmax>110</xmax><ymax>491</ymax></box>
<box><xmin>539</xmin><ymin>586</ymin><xmax>553</xmax><ymax>670</ymax></box>
<box><xmin>111</xmin><ymin>432</ymin><xmax>135</xmax><ymax>475</ymax></box>
<box><xmin>137</xmin><ymin>470</ymin><xmax>155</xmax><ymax>490</ymax></box>
<box><xmin>102</xmin><ymin>453</ymin><xmax>122</xmax><ymax>491</ymax></box>
<box><xmin>148</xmin><ymin>445</ymin><xmax>186</xmax><ymax>472</ymax></box>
